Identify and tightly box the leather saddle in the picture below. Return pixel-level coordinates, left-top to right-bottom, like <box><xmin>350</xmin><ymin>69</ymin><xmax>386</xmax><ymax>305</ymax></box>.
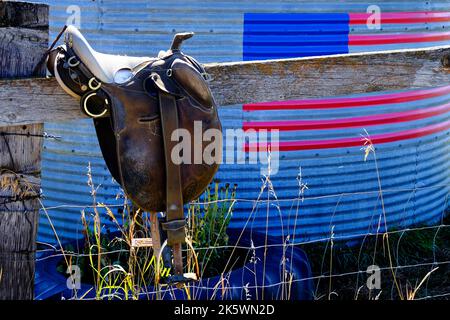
<box><xmin>47</xmin><ymin>26</ymin><xmax>222</xmax><ymax>279</ymax></box>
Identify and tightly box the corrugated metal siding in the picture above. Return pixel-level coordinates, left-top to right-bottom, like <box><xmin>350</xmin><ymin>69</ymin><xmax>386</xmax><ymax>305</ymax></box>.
<box><xmin>45</xmin><ymin>1</ymin><xmax>450</xmax><ymax>62</ymax></box>
<box><xmin>236</xmin><ymin>87</ymin><xmax>450</xmax><ymax>239</ymax></box>
<box><xmin>243</xmin><ymin>11</ymin><xmax>450</xmax><ymax>60</ymax></box>
<box><xmin>243</xmin><ymin>13</ymin><xmax>350</xmax><ymax>60</ymax></box>
<box><xmin>36</xmin><ymin>0</ymin><xmax>450</xmax><ymax>245</ymax></box>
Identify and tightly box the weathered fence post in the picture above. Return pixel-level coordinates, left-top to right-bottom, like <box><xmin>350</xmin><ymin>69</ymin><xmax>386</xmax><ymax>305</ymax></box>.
<box><xmin>0</xmin><ymin>1</ymin><xmax>48</xmax><ymax>300</ymax></box>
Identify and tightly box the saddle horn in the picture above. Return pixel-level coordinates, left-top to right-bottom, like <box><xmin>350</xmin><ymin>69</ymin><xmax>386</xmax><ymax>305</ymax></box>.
<box><xmin>170</xmin><ymin>32</ymin><xmax>194</xmax><ymax>51</ymax></box>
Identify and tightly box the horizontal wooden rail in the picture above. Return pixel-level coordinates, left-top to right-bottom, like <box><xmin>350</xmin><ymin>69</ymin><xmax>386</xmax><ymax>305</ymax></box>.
<box><xmin>0</xmin><ymin>45</ymin><xmax>449</xmax><ymax>126</ymax></box>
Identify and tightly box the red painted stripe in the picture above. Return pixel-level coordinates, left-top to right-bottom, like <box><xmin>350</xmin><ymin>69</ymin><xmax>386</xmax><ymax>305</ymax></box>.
<box><xmin>246</xmin><ymin>121</ymin><xmax>450</xmax><ymax>152</ymax></box>
<box><xmin>243</xmin><ymin>85</ymin><xmax>450</xmax><ymax>111</ymax></box>
<box><xmin>349</xmin><ymin>32</ymin><xmax>450</xmax><ymax>45</ymax></box>
<box><xmin>349</xmin><ymin>11</ymin><xmax>450</xmax><ymax>25</ymax></box>
<box><xmin>243</xmin><ymin>103</ymin><xmax>450</xmax><ymax>131</ymax></box>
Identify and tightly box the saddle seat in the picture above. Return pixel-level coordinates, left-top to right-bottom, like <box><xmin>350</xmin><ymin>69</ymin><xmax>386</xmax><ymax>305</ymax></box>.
<box><xmin>65</xmin><ymin>25</ymin><xmax>154</xmax><ymax>84</ymax></box>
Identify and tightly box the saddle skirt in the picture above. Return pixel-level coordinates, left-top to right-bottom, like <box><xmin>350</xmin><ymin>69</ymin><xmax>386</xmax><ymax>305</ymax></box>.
<box><xmin>48</xmin><ymin>26</ymin><xmax>222</xmax><ymax>213</ymax></box>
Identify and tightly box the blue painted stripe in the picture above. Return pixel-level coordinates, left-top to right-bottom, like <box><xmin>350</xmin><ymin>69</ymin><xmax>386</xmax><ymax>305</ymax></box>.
<box><xmin>244</xmin><ymin>13</ymin><xmax>350</xmax><ymax>24</ymax></box>
<box><xmin>244</xmin><ymin>35</ymin><xmax>349</xmax><ymax>45</ymax></box>
<box><xmin>243</xmin><ymin>49</ymin><xmax>349</xmax><ymax>59</ymax></box>
<box><xmin>243</xmin><ymin>13</ymin><xmax>350</xmax><ymax>60</ymax></box>
<box><xmin>244</xmin><ymin>24</ymin><xmax>350</xmax><ymax>34</ymax></box>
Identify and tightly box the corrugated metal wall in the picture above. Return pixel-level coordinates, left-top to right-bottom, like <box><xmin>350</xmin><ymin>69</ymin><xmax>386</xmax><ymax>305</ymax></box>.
<box><xmin>243</xmin><ymin>11</ymin><xmax>450</xmax><ymax>59</ymax></box>
<box><xmin>36</xmin><ymin>0</ymin><xmax>450</xmax><ymax>245</ymax></box>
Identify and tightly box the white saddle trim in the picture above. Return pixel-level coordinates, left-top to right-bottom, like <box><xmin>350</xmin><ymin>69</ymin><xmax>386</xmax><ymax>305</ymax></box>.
<box><xmin>66</xmin><ymin>25</ymin><xmax>153</xmax><ymax>84</ymax></box>
<box><xmin>53</xmin><ymin>53</ymin><xmax>81</xmax><ymax>100</ymax></box>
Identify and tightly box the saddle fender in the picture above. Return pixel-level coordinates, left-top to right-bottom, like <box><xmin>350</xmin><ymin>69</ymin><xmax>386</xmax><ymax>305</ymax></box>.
<box><xmin>170</xmin><ymin>58</ymin><xmax>215</xmax><ymax>109</ymax></box>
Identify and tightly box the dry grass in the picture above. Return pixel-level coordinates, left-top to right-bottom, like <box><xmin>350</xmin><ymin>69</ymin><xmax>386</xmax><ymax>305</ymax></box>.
<box><xmin>42</xmin><ymin>131</ymin><xmax>449</xmax><ymax>300</ymax></box>
<box><xmin>304</xmin><ymin>213</ymin><xmax>450</xmax><ymax>300</ymax></box>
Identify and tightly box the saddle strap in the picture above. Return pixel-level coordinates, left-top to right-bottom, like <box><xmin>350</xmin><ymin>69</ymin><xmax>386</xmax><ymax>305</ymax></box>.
<box><xmin>158</xmin><ymin>91</ymin><xmax>185</xmax><ymax>275</ymax></box>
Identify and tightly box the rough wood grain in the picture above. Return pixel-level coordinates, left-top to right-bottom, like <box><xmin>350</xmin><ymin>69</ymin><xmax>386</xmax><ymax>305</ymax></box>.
<box><xmin>0</xmin><ymin>1</ymin><xmax>48</xmax><ymax>29</ymax></box>
<box><xmin>0</xmin><ymin>27</ymin><xmax>48</xmax><ymax>78</ymax></box>
<box><xmin>0</xmin><ymin>45</ymin><xmax>449</xmax><ymax>126</ymax></box>
<box><xmin>0</xmin><ymin>1</ymin><xmax>48</xmax><ymax>300</ymax></box>
<box><xmin>206</xmin><ymin>46</ymin><xmax>450</xmax><ymax>106</ymax></box>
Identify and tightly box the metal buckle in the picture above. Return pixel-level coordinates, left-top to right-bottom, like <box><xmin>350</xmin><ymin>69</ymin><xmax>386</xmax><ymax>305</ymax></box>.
<box><xmin>88</xmin><ymin>77</ymin><xmax>102</xmax><ymax>91</ymax></box>
<box><xmin>82</xmin><ymin>92</ymin><xmax>108</xmax><ymax>118</ymax></box>
<box><xmin>67</xmin><ymin>56</ymin><xmax>80</xmax><ymax>67</ymax></box>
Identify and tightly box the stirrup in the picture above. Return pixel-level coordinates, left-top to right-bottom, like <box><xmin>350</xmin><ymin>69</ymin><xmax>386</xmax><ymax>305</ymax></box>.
<box><xmin>156</xmin><ymin>217</ymin><xmax>199</xmax><ymax>286</ymax></box>
<box><xmin>160</xmin><ymin>272</ymin><xmax>198</xmax><ymax>286</ymax></box>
